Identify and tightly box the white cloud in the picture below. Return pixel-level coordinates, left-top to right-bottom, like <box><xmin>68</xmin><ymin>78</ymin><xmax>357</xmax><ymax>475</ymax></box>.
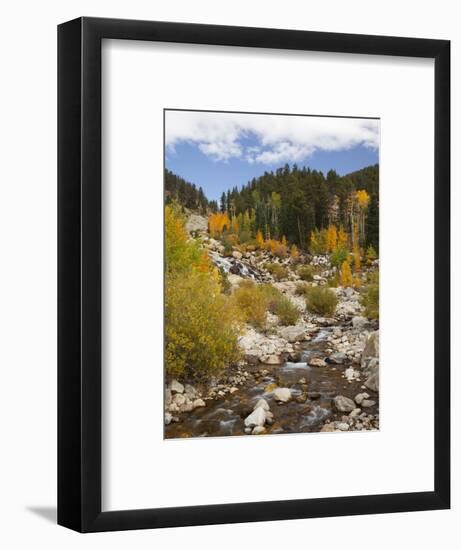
<box><xmin>165</xmin><ymin>110</ymin><xmax>379</xmax><ymax>165</ymax></box>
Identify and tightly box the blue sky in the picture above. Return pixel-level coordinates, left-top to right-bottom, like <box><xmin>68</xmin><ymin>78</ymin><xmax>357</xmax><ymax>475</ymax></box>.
<box><xmin>165</xmin><ymin>111</ymin><xmax>380</xmax><ymax>202</ymax></box>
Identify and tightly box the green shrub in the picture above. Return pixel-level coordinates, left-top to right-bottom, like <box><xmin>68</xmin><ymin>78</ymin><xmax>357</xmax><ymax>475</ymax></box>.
<box><xmin>166</xmin><ymin>272</ymin><xmax>242</xmax><ymax>378</ymax></box>
<box><xmin>265</xmin><ymin>262</ymin><xmax>289</xmax><ymax>281</ymax></box>
<box><xmin>232</xmin><ymin>280</ymin><xmax>268</xmax><ymax>329</ymax></box>
<box><xmin>305</xmin><ymin>286</ymin><xmax>338</xmax><ymax>316</ymax></box>
<box><xmin>272</xmin><ymin>295</ymin><xmax>301</xmax><ymax>326</ymax></box>
<box><xmin>295</xmin><ymin>282</ymin><xmax>311</xmax><ymax>296</ymax></box>
<box><xmin>259</xmin><ymin>283</ymin><xmax>282</xmax><ymax>303</ymax></box>
<box><xmin>330</xmin><ymin>247</ymin><xmax>349</xmax><ymax>268</ymax></box>
<box><xmin>297</xmin><ymin>264</ymin><xmax>314</xmax><ymax>281</ymax></box>
<box><xmin>360</xmin><ymin>271</ymin><xmax>379</xmax><ymax>319</ymax></box>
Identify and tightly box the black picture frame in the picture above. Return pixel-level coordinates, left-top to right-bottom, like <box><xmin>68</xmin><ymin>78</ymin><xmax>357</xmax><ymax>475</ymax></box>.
<box><xmin>58</xmin><ymin>17</ymin><xmax>450</xmax><ymax>532</ymax></box>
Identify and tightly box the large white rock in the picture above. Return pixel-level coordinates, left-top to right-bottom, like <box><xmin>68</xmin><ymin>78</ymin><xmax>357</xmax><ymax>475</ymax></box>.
<box><xmin>253</xmin><ymin>398</ymin><xmax>270</xmax><ymax>412</ymax></box>
<box><xmin>244</xmin><ymin>406</ymin><xmax>267</xmax><ymax>427</ymax></box>
<box><xmin>365</xmin><ymin>371</ymin><xmax>379</xmax><ymax>392</ymax></box>
<box><xmin>279</xmin><ymin>325</ymin><xmax>306</xmax><ymax>343</ymax></box>
<box><xmin>334</xmin><ymin>395</ymin><xmax>356</xmax><ymax>412</ymax></box>
<box><xmin>354</xmin><ymin>392</ymin><xmax>370</xmax><ymax>405</ymax></box>
<box><xmin>361</xmin><ymin>331</ymin><xmax>379</xmax><ymax>368</ymax></box>
<box><xmin>352</xmin><ymin>316</ymin><xmax>368</xmax><ymax>329</ymax></box>
<box><xmin>172</xmin><ymin>393</ymin><xmax>186</xmax><ymax>406</ymax></box>
<box><xmin>170</xmin><ymin>379</ymin><xmax>184</xmax><ymax>394</ymax></box>
<box><xmin>273</xmin><ymin>387</ymin><xmax>292</xmax><ymax>402</ymax></box>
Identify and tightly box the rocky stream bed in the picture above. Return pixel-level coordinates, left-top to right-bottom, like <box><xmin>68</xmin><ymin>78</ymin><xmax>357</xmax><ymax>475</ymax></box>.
<box><xmin>165</xmin><ymin>222</ymin><xmax>379</xmax><ymax>438</ymax></box>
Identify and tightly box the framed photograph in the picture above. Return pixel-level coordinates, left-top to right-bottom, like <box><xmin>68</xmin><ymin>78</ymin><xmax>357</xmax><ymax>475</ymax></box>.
<box><xmin>58</xmin><ymin>17</ymin><xmax>450</xmax><ymax>532</ymax></box>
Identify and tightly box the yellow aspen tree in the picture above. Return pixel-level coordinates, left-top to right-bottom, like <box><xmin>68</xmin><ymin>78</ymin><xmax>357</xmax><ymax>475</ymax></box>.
<box><xmin>355</xmin><ymin>189</ymin><xmax>370</xmax><ymax>245</ymax></box>
<box><xmin>290</xmin><ymin>244</ymin><xmax>299</xmax><ymax>260</ymax></box>
<box><xmin>327</xmin><ymin>225</ymin><xmax>338</xmax><ymax>252</ymax></box>
<box><xmin>208</xmin><ymin>212</ymin><xmax>231</xmax><ymax>237</ymax></box>
<box><xmin>256</xmin><ymin>230</ymin><xmax>265</xmax><ymax>249</ymax></box>
<box><xmin>356</xmin><ymin>189</ymin><xmax>370</xmax><ymax>208</ymax></box>
<box><xmin>337</xmin><ymin>226</ymin><xmax>348</xmax><ymax>250</ymax></box>
<box><xmin>340</xmin><ymin>260</ymin><xmax>353</xmax><ymax>287</ymax></box>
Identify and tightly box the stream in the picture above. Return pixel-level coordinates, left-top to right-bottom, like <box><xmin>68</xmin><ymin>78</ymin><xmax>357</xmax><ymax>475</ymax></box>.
<box><xmin>164</xmin><ymin>327</ymin><xmax>379</xmax><ymax>438</ymax></box>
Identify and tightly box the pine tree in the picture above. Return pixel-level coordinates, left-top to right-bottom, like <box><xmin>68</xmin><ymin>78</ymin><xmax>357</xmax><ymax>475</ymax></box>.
<box><xmin>220</xmin><ymin>192</ymin><xmax>226</xmax><ymax>213</ymax></box>
<box><xmin>366</xmin><ymin>193</ymin><xmax>379</xmax><ymax>252</ymax></box>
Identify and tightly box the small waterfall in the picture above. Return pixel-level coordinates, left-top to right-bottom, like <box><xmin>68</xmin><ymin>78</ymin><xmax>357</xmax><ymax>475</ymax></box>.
<box><xmin>208</xmin><ymin>251</ymin><xmax>263</xmax><ymax>280</ymax></box>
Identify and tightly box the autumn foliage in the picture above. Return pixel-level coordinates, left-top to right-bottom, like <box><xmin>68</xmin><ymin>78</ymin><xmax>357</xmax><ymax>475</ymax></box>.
<box><xmin>208</xmin><ymin>211</ymin><xmax>231</xmax><ymax>237</ymax></box>
<box><xmin>165</xmin><ymin>205</ymin><xmax>242</xmax><ymax>378</ymax></box>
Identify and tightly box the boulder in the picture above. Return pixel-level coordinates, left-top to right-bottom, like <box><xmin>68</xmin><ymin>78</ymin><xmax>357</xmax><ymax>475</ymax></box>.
<box><xmin>164</xmin><ymin>412</ymin><xmax>172</xmax><ymax>425</ymax></box>
<box><xmin>184</xmin><ymin>384</ymin><xmax>198</xmax><ymax>398</ymax></box>
<box><xmin>344</xmin><ymin>367</ymin><xmax>358</xmax><ymax>381</ymax></box>
<box><xmin>352</xmin><ymin>316</ymin><xmax>369</xmax><ymax>329</ymax></box>
<box><xmin>193</xmin><ymin>398</ymin><xmax>206</xmax><ymax>408</ymax></box>
<box><xmin>363</xmin><ymin>356</ymin><xmax>379</xmax><ymax>393</ymax></box>
<box><xmin>170</xmin><ymin>379</ymin><xmax>184</xmax><ymax>394</ymax></box>
<box><xmin>254</xmin><ymin>398</ymin><xmax>270</xmax><ymax>412</ymax></box>
<box><xmin>244</xmin><ymin>407</ymin><xmax>266</xmax><ymax>428</ymax></box>
<box><xmin>172</xmin><ymin>393</ymin><xmax>186</xmax><ymax>406</ymax></box>
<box><xmin>328</xmin><ymin>352</ymin><xmax>347</xmax><ymax>364</ymax></box>
<box><xmin>252</xmin><ymin>426</ymin><xmax>266</xmax><ymax>435</ymax></box>
<box><xmin>273</xmin><ymin>387</ymin><xmax>292</xmax><ymax>402</ymax></box>
<box><xmin>361</xmin><ymin>331</ymin><xmax>379</xmax><ymax>368</ymax></box>
<box><xmin>334</xmin><ymin>395</ymin><xmax>356</xmax><ymax>412</ymax></box>
<box><xmin>354</xmin><ymin>392</ymin><xmax>370</xmax><ymax>405</ymax></box>
<box><xmin>361</xmin><ymin>399</ymin><xmax>376</xmax><ymax>408</ymax></box>
<box><xmin>279</xmin><ymin>325</ymin><xmax>306</xmax><ymax>343</ymax></box>
<box><xmin>232</xmin><ymin>250</ymin><xmax>243</xmax><ymax>260</ymax></box>
<box><xmin>365</xmin><ymin>371</ymin><xmax>379</xmax><ymax>392</ymax></box>
<box><xmin>308</xmin><ymin>357</ymin><xmax>327</xmax><ymax>368</ymax></box>
<box><xmin>180</xmin><ymin>401</ymin><xmax>194</xmax><ymax>413</ymax></box>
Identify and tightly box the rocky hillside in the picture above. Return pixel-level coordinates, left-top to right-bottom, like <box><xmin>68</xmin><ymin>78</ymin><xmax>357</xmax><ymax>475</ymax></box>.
<box><xmin>165</xmin><ymin>213</ymin><xmax>379</xmax><ymax>437</ymax></box>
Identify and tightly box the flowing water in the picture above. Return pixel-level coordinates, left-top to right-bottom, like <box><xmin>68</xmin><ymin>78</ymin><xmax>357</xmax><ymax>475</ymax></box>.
<box><xmin>164</xmin><ymin>328</ymin><xmax>379</xmax><ymax>439</ymax></box>
<box><xmin>208</xmin><ymin>251</ymin><xmax>263</xmax><ymax>280</ymax></box>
